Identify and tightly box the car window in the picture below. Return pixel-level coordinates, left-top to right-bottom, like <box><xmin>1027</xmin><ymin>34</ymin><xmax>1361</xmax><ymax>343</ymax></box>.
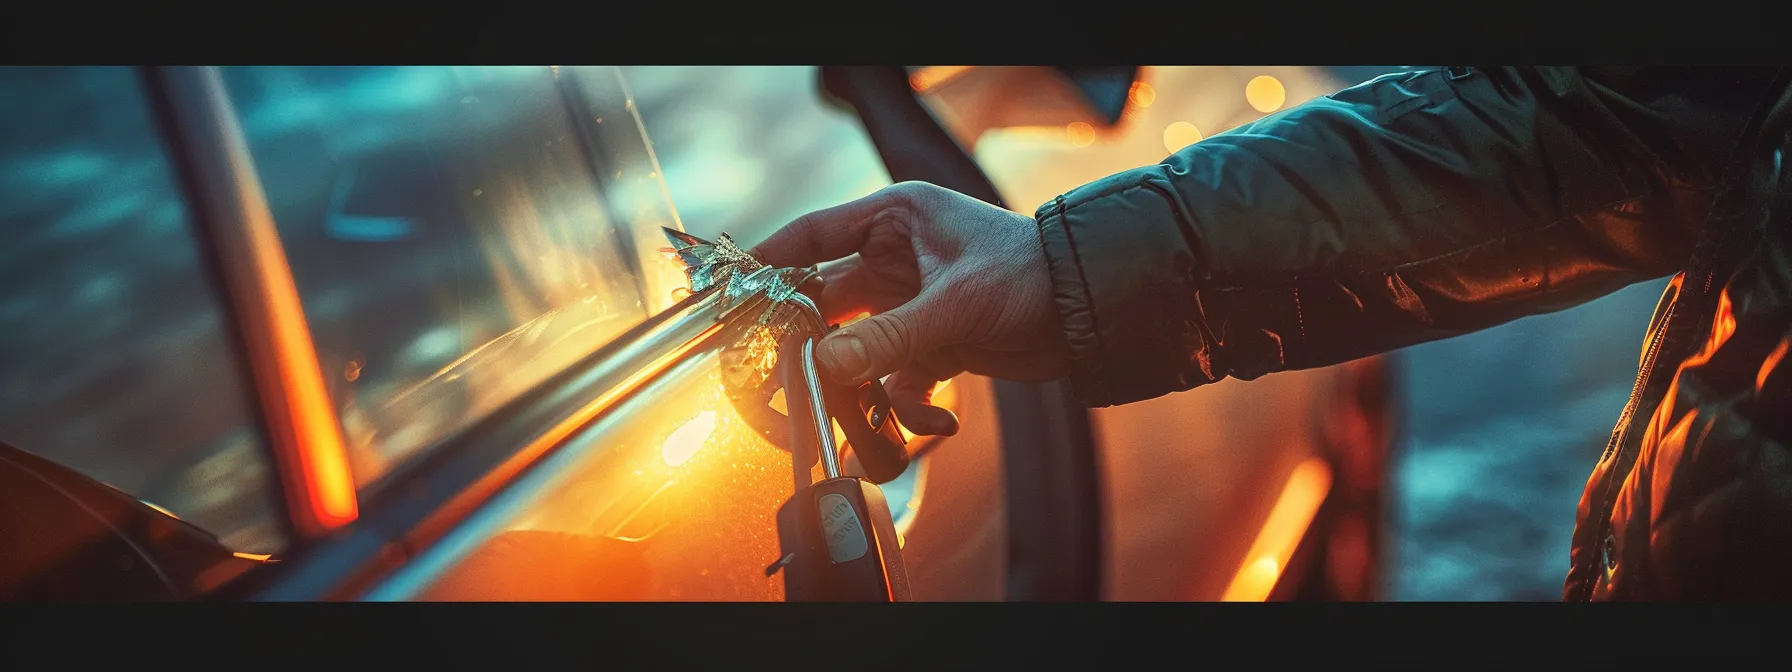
<box><xmin>0</xmin><ymin>66</ymin><xmax>286</xmax><ymax>554</ymax></box>
<box><xmin>217</xmin><ymin>66</ymin><xmax>687</xmax><ymax>492</ymax></box>
<box><xmin>620</xmin><ymin>66</ymin><xmax>892</xmax><ymax>247</ymax></box>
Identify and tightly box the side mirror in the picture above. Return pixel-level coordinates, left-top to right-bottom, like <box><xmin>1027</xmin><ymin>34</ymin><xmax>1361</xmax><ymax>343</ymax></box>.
<box><xmin>906</xmin><ymin>66</ymin><xmax>1141</xmax><ymax>147</ymax></box>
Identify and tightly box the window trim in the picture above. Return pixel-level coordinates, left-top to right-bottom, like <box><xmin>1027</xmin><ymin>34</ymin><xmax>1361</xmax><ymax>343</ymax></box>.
<box><xmin>135</xmin><ymin>64</ymin><xmax>715</xmax><ymax>599</ymax></box>
<box><xmin>139</xmin><ymin>66</ymin><xmax>360</xmax><ymax>541</ymax></box>
<box><xmin>554</xmin><ymin>66</ymin><xmax>652</xmax><ymax>305</ymax></box>
<box><xmin>218</xmin><ymin>288</ymin><xmax>755</xmax><ymax>600</ymax></box>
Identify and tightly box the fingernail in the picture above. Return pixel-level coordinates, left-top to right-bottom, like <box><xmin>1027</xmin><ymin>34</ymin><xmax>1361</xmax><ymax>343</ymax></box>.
<box><xmin>821</xmin><ymin>333</ymin><xmax>868</xmax><ymax>382</ymax></box>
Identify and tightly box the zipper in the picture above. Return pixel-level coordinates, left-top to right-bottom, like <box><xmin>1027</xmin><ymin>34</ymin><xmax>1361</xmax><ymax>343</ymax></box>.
<box><xmin>1573</xmin><ymin>215</ymin><xmax>1743</xmax><ymax>601</ymax></box>
<box><xmin>1572</xmin><ymin>296</ymin><xmax>1676</xmax><ymax>601</ymax></box>
<box><xmin>1573</xmin><ymin>179</ymin><xmax>1748</xmax><ymax>602</ymax></box>
<box><xmin>1600</xmin><ymin>300</ymin><xmax>1676</xmax><ymax>463</ymax></box>
<box><xmin>1569</xmin><ymin>70</ymin><xmax>1790</xmax><ymax>602</ymax></box>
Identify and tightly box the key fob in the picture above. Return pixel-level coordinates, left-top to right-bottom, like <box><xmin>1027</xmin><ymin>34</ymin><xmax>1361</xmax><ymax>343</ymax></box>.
<box><xmin>769</xmin><ymin>489</ymin><xmax>828</xmax><ymax>600</ymax></box>
<box><xmin>812</xmin><ymin>476</ymin><xmax>911</xmax><ymax>601</ymax></box>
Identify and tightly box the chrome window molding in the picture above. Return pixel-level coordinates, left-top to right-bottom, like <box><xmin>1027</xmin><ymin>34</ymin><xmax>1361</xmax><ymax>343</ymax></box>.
<box><xmin>223</xmin><ymin>287</ymin><xmax>771</xmax><ymax>600</ymax></box>
<box><xmin>133</xmin><ymin>64</ymin><xmax>720</xmax><ymax>599</ymax></box>
<box><xmin>138</xmin><ymin>66</ymin><xmax>359</xmax><ymax>542</ymax></box>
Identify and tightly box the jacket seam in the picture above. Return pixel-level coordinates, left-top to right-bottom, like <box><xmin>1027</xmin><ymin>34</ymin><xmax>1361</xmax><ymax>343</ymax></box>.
<box><xmin>1058</xmin><ymin>176</ymin><xmax>1156</xmax><ymax>215</ymax></box>
<box><xmin>1051</xmin><ymin>196</ymin><xmax>1111</xmax><ymax>394</ymax></box>
<box><xmin>1205</xmin><ymin>190</ymin><xmax>1656</xmax><ymax>292</ymax></box>
<box><xmin>1063</xmin><ymin>173</ymin><xmax>1654</xmax><ymax>294</ymax></box>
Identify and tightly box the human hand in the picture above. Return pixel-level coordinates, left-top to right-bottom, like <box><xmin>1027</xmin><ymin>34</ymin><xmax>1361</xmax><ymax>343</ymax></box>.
<box><xmin>751</xmin><ymin>181</ymin><xmax>1069</xmax><ymax>436</ymax></box>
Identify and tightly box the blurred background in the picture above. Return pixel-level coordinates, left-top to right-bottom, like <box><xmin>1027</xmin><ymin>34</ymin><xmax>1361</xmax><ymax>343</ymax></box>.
<box><xmin>616</xmin><ymin>65</ymin><xmax>1669</xmax><ymax>601</ymax></box>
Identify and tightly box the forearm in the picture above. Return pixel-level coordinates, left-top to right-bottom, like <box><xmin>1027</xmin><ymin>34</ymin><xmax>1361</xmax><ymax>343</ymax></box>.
<box><xmin>1038</xmin><ymin>66</ymin><xmax>1773</xmax><ymax>407</ymax></box>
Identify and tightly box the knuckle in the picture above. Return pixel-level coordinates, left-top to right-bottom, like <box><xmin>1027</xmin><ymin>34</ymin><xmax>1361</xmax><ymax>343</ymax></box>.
<box><xmin>885</xmin><ymin>180</ymin><xmax>938</xmax><ymax>206</ymax></box>
<box><xmin>859</xmin><ymin>315</ymin><xmax>913</xmax><ymax>359</ymax></box>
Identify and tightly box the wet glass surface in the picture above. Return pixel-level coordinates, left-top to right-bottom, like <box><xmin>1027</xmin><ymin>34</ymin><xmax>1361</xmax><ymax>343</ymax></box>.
<box><xmin>0</xmin><ymin>66</ymin><xmax>285</xmax><ymax>553</ymax></box>
<box><xmin>219</xmin><ymin>66</ymin><xmax>686</xmax><ymax>492</ymax></box>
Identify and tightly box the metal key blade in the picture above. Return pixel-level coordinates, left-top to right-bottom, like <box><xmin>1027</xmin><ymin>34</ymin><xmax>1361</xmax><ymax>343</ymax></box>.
<box><xmin>800</xmin><ymin>336</ymin><xmax>843</xmax><ymax>480</ymax></box>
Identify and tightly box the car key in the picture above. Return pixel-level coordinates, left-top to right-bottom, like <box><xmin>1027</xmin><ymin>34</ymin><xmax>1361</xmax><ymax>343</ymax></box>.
<box><xmin>767</xmin><ymin>333</ymin><xmax>826</xmax><ymax>599</ymax></box>
<box><xmin>788</xmin><ymin>333</ymin><xmax>911</xmax><ymax>602</ymax></box>
<box><xmin>823</xmin><ymin>374</ymin><xmax>912</xmax><ymax>485</ymax></box>
<box><xmin>659</xmin><ymin>226</ymin><xmax>908</xmax><ymax>601</ymax></box>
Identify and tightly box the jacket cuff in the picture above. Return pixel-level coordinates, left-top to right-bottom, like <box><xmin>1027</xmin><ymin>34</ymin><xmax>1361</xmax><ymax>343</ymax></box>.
<box><xmin>1034</xmin><ymin>167</ymin><xmax>1214</xmax><ymax>408</ymax></box>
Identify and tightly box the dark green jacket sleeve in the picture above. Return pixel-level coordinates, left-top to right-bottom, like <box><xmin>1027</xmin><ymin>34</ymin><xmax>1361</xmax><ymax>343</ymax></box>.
<box><xmin>1035</xmin><ymin>66</ymin><xmax>1784</xmax><ymax>407</ymax></box>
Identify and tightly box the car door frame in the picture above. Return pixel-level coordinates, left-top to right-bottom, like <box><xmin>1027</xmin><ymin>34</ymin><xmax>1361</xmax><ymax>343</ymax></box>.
<box><xmin>132</xmin><ymin>64</ymin><xmax>771</xmax><ymax>600</ymax></box>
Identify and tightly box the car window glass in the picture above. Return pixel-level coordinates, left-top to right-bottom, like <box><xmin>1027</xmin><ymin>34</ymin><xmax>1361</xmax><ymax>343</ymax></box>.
<box><xmin>218</xmin><ymin>66</ymin><xmax>685</xmax><ymax>491</ymax></box>
<box><xmin>620</xmin><ymin>66</ymin><xmax>892</xmax><ymax>247</ymax></box>
<box><xmin>0</xmin><ymin>66</ymin><xmax>285</xmax><ymax>554</ymax></box>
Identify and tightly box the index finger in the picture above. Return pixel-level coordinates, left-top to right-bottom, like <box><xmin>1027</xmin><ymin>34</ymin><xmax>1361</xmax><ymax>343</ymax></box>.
<box><xmin>748</xmin><ymin>185</ymin><xmax>911</xmax><ymax>269</ymax></box>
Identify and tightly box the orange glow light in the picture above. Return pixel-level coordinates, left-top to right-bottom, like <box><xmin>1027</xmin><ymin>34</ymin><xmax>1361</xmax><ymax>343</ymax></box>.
<box><xmin>406</xmin><ymin>321</ymin><xmax>724</xmax><ymax>549</ymax></box>
<box><xmin>1220</xmin><ymin>457</ymin><xmax>1332</xmax><ymax>601</ymax></box>
<box><xmin>1129</xmin><ymin>81</ymin><xmax>1156</xmax><ymax>108</ymax></box>
<box><xmin>661</xmin><ymin>410</ymin><xmax>718</xmax><ymax>467</ymax></box>
<box><xmin>1065</xmin><ymin>122</ymin><xmax>1096</xmax><ymax>147</ymax></box>
<box><xmin>229</xmin><ymin>146</ymin><xmax>359</xmax><ymax>534</ymax></box>
<box><xmin>266</xmin><ymin>273</ymin><xmax>359</xmax><ymax>529</ymax></box>
<box><xmin>200</xmin><ymin>64</ymin><xmax>360</xmax><ymax>537</ymax></box>
<box><xmin>256</xmin><ymin>210</ymin><xmax>359</xmax><ymax>531</ymax></box>
<box><xmin>1245</xmin><ymin>75</ymin><xmax>1287</xmax><ymax>113</ymax></box>
<box><xmin>1760</xmin><ymin>338</ymin><xmax>1789</xmax><ymax>393</ymax></box>
<box><xmin>1162</xmin><ymin>121</ymin><xmax>1203</xmax><ymax>154</ymax></box>
<box><xmin>909</xmin><ymin>66</ymin><xmax>973</xmax><ymax>92</ymax></box>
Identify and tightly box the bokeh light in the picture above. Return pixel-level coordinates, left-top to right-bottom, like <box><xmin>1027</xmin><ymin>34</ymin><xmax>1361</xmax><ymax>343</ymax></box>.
<box><xmin>1245</xmin><ymin>75</ymin><xmax>1286</xmax><ymax>113</ymax></box>
<box><xmin>1065</xmin><ymin>122</ymin><xmax>1096</xmax><ymax>147</ymax></box>
<box><xmin>1162</xmin><ymin>121</ymin><xmax>1203</xmax><ymax>154</ymax></box>
<box><xmin>1128</xmin><ymin>81</ymin><xmax>1156</xmax><ymax>108</ymax></box>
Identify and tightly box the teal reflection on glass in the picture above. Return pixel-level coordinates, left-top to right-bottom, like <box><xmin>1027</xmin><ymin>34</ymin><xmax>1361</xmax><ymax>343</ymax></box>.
<box><xmin>0</xmin><ymin>66</ymin><xmax>284</xmax><ymax>553</ymax></box>
<box><xmin>219</xmin><ymin>66</ymin><xmax>662</xmax><ymax>491</ymax></box>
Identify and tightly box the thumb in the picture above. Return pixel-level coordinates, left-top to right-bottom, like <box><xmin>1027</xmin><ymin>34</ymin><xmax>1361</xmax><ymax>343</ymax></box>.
<box><xmin>815</xmin><ymin>300</ymin><xmax>949</xmax><ymax>385</ymax></box>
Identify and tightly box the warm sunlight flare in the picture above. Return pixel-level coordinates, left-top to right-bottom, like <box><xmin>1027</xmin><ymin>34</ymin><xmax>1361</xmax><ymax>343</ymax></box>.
<box><xmin>1221</xmin><ymin>457</ymin><xmax>1332</xmax><ymax>601</ymax></box>
<box><xmin>661</xmin><ymin>410</ymin><xmax>718</xmax><ymax>467</ymax></box>
<box><xmin>909</xmin><ymin>66</ymin><xmax>973</xmax><ymax>92</ymax></box>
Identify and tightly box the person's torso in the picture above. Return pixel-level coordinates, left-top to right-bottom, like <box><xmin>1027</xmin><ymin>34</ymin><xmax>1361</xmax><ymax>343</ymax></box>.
<box><xmin>1564</xmin><ymin>94</ymin><xmax>1792</xmax><ymax>600</ymax></box>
